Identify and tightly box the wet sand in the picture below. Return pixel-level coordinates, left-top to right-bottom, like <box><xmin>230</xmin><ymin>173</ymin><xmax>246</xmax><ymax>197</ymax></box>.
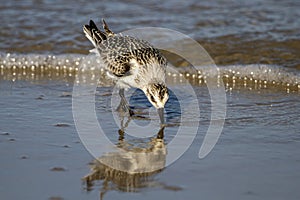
<box><xmin>1</xmin><ymin>77</ymin><xmax>300</xmax><ymax>199</ymax></box>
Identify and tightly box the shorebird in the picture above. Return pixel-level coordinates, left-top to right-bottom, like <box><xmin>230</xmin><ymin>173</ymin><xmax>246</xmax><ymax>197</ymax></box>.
<box><xmin>83</xmin><ymin>19</ymin><xmax>169</xmax><ymax>124</ymax></box>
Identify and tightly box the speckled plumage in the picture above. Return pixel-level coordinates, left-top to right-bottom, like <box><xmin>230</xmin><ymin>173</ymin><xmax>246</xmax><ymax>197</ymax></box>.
<box><xmin>83</xmin><ymin>19</ymin><xmax>169</xmax><ymax>113</ymax></box>
<box><xmin>101</xmin><ymin>36</ymin><xmax>167</xmax><ymax>77</ymax></box>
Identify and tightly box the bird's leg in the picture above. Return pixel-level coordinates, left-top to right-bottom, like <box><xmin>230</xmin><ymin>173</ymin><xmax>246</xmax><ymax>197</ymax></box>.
<box><xmin>118</xmin><ymin>111</ymin><xmax>132</xmax><ymax>141</ymax></box>
<box><xmin>116</xmin><ymin>89</ymin><xmax>134</xmax><ymax>116</ymax></box>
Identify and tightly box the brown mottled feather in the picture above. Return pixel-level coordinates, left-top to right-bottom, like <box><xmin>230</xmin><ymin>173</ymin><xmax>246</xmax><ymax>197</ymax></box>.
<box><xmin>83</xmin><ymin>19</ymin><xmax>167</xmax><ymax>77</ymax></box>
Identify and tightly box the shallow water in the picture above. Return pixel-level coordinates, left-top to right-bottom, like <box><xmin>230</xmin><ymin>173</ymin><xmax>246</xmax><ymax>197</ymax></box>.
<box><xmin>1</xmin><ymin>74</ymin><xmax>300</xmax><ymax>200</ymax></box>
<box><xmin>1</xmin><ymin>0</ymin><xmax>300</xmax><ymax>200</ymax></box>
<box><xmin>1</xmin><ymin>0</ymin><xmax>300</xmax><ymax>67</ymax></box>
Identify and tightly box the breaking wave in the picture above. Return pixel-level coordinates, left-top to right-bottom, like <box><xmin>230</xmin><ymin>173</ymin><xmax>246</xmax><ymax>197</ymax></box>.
<box><xmin>1</xmin><ymin>53</ymin><xmax>299</xmax><ymax>92</ymax></box>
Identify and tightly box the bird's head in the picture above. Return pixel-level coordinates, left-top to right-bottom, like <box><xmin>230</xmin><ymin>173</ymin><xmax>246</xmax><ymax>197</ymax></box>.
<box><xmin>143</xmin><ymin>82</ymin><xmax>169</xmax><ymax>109</ymax></box>
<box><xmin>143</xmin><ymin>83</ymin><xmax>169</xmax><ymax>124</ymax></box>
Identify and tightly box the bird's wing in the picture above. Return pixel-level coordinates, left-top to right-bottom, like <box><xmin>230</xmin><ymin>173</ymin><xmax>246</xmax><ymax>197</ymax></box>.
<box><xmin>84</xmin><ymin>19</ymin><xmax>167</xmax><ymax>78</ymax></box>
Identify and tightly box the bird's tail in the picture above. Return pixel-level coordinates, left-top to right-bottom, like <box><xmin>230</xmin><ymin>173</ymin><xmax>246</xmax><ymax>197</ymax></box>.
<box><xmin>83</xmin><ymin>19</ymin><xmax>115</xmax><ymax>47</ymax></box>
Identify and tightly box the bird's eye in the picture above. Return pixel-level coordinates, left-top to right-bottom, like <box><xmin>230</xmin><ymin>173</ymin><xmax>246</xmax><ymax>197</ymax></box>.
<box><xmin>150</xmin><ymin>95</ymin><xmax>156</xmax><ymax>103</ymax></box>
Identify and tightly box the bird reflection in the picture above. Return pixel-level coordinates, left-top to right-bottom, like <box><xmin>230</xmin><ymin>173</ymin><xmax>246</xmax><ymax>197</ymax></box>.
<box><xmin>82</xmin><ymin>117</ymin><xmax>180</xmax><ymax>199</ymax></box>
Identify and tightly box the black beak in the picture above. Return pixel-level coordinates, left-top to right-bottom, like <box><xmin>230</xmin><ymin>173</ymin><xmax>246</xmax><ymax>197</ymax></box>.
<box><xmin>156</xmin><ymin>126</ymin><xmax>165</xmax><ymax>139</ymax></box>
<box><xmin>157</xmin><ymin>108</ymin><xmax>165</xmax><ymax>125</ymax></box>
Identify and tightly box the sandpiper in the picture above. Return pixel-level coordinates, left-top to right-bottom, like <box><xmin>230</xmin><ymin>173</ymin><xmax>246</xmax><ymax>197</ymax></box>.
<box><xmin>83</xmin><ymin>19</ymin><xmax>169</xmax><ymax>124</ymax></box>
